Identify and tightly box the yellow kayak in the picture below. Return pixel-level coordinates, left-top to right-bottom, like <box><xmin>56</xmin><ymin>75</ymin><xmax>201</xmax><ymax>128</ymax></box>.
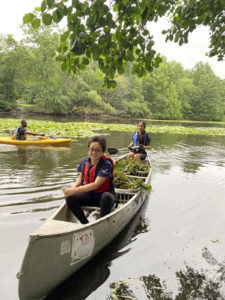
<box><xmin>0</xmin><ymin>136</ymin><xmax>72</xmax><ymax>146</ymax></box>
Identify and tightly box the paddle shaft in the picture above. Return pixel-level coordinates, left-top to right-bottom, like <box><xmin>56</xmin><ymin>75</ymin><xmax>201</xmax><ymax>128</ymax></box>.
<box><xmin>107</xmin><ymin>146</ymin><xmax>138</xmax><ymax>155</ymax></box>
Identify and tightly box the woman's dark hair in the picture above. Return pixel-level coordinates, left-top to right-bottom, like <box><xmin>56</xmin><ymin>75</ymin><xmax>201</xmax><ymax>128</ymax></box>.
<box><xmin>138</xmin><ymin>121</ymin><xmax>146</xmax><ymax>129</ymax></box>
<box><xmin>88</xmin><ymin>136</ymin><xmax>106</xmax><ymax>152</ymax></box>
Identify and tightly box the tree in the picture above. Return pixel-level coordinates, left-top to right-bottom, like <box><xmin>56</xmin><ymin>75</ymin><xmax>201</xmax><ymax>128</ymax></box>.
<box><xmin>23</xmin><ymin>0</ymin><xmax>225</xmax><ymax>88</ymax></box>
<box><xmin>143</xmin><ymin>59</ymin><xmax>182</xmax><ymax>119</ymax></box>
<box><xmin>0</xmin><ymin>35</ymin><xmax>19</xmax><ymax>110</ymax></box>
<box><xmin>176</xmin><ymin>77</ymin><xmax>197</xmax><ymax>119</ymax></box>
<box><xmin>190</xmin><ymin>63</ymin><xmax>225</xmax><ymax>121</ymax></box>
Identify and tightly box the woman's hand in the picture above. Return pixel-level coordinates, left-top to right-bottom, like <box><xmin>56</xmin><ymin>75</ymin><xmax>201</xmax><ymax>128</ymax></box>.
<box><xmin>63</xmin><ymin>187</ymin><xmax>78</xmax><ymax>196</ymax></box>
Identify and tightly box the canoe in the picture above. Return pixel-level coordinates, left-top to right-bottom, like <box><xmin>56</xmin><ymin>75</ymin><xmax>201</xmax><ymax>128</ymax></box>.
<box><xmin>17</xmin><ymin>153</ymin><xmax>152</xmax><ymax>300</ymax></box>
<box><xmin>0</xmin><ymin>136</ymin><xmax>72</xmax><ymax>146</ymax></box>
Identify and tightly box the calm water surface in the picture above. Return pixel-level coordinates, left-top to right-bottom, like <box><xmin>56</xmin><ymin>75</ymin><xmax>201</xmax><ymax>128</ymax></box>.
<box><xmin>0</xmin><ymin>129</ymin><xmax>225</xmax><ymax>300</ymax></box>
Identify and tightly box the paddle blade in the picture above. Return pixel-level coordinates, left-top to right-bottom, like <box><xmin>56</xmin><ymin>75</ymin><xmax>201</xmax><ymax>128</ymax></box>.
<box><xmin>107</xmin><ymin>148</ymin><xmax>118</xmax><ymax>155</ymax></box>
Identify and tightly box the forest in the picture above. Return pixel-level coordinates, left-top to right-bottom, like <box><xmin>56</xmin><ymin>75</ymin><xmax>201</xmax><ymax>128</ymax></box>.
<box><xmin>0</xmin><ymin>26</ymin><xmax>225</xmax><ymax>121</ymax></box>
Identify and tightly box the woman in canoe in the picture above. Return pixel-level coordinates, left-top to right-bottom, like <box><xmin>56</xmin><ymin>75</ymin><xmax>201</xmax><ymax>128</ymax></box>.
<box><xmin>64</xmin><ymin>135</ymin><xmax>115</xmax><ymax>224</ymax></box>
<box><xmin>127</xmin><ymin>121</ymin><xmax>151</xmax><ymax>162</ymax></box>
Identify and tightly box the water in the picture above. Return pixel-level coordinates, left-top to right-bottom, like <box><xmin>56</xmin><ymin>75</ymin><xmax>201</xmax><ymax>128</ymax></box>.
<box><xmin>0</xmin><ymin>130</ymin><xmax>225</xmax><ymax>300</ymax></box>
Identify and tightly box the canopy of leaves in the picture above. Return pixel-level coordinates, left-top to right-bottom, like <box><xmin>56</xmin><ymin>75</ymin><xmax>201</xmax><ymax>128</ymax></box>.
<box><xmin>23</xmin><ymin>0</ymin><xmax>225</xmax><ymax>88</ymax></box>
<box><xmin>164</xmin><ymin>0</ymin><xmax>225</xmax><ymax>61</ymax></box>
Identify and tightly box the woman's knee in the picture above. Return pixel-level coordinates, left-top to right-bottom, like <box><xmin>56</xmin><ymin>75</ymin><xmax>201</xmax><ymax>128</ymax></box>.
<box><xmin>128</xmin><ymin>152</ymin><xmax>134</xmax><ymax>159</ymax></box>
<box><xmin>100</xmin><ymin>192</ymin><xmax>115</xmax><ymax>207</ymax></box>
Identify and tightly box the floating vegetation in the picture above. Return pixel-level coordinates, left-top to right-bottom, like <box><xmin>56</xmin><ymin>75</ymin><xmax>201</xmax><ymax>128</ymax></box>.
<box><xmin>1</xmin><ymin>118</ymin><xmax>225</xmax><ymax>138</ymax></box>
<box><xmin>114</xmin><ymin>159</ymin><xmax>151</xmax><ymax>191</ymax></box>
<box><xmin>110</xmin><ymin>280</ymin><xmax>136</xmax><ymax>300</ymax></box>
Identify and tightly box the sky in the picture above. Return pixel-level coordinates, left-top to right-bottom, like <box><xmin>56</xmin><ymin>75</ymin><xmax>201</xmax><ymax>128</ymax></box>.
<box><xmin>1</xmin><ymin>0</ymin><xmax>225</xmax><ymax>79</ymax></box>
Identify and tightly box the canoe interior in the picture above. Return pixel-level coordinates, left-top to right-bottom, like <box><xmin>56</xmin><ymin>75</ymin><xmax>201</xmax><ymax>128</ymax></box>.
<box><xmin>52</xmin><ymin>155</ymin><xmax>151</xmax><ymax>224</ymax></box>
<box><xmin>52</xmin><ymin>189</ymin><xmax>136</xmax><ymax>223</ymax></box>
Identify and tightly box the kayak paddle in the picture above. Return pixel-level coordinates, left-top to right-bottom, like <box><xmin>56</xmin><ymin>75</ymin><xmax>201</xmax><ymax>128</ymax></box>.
<box><xmin>39</xmin><ymin>134</ymin><xmax>58</xmax><ymax>140</ymax></box>
<box><xmin>107</xmin><ymin>147</ymin><xmax>128</xmax><ymax>155</ymax></box>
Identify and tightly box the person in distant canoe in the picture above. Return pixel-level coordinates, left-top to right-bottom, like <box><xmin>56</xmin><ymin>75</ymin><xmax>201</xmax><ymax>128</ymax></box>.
<box><xmin>14</xmin><ymin>120</ymin><xmax>43</xmax><ymax>140</ymax></box>
<box><xmin>127</xmin><ymin>121</ymin><xmax>151</xmax><ymax>162</ymax></box>
<box><xmin>64</xmin><ymin>135</ymin><xmax>116</xmax><ymax>224</ymax></box>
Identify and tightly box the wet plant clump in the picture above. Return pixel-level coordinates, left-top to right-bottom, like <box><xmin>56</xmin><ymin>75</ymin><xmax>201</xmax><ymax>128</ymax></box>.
<box><xmin>114</xmin><ymin>159</ymin><xmax>151</xmax><ymax>191</ymax></box>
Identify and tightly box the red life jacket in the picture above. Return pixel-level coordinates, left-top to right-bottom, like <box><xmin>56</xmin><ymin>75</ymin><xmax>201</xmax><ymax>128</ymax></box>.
<box><xmin>81</xmin><ymin>155</ymin><xmax>114</xmax><ymax>193</ymax></box>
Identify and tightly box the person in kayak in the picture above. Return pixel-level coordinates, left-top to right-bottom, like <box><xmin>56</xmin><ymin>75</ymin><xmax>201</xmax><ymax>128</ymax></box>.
<box><xmin>127</xmin><ymin>121</ymin><xmax>151</xmax><ymax>162</ymax></box>
<box><xmin>14</xmin><ymin>120</ymin><xmax>44</xmax><ymax>140</ymax></box>
<box><xmin>64</xmin><ymin>135</ymin><xmax>116</xmax><ymax>224</ymax></box>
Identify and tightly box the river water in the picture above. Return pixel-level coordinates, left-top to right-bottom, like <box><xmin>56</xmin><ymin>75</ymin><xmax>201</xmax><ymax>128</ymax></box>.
<box><xmin>0</xmin><ymin>123</ymin><xmax>225</xmax><ymax>300</ymax></box>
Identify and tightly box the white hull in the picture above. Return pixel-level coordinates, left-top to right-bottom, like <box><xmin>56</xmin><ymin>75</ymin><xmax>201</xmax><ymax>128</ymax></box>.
<box><xmin>17</xmin><ymin>154</ymin><xmax>151</xmax><ymax>300</ymax></box>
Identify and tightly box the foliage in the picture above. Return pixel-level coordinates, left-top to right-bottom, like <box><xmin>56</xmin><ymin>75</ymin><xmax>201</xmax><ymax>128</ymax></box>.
<box><xmin>1</xmin><ymin>27</ymin><xmax>225</xmax><ymax>120</ymax></box>
<box><xmin>164</xmin><ymin>0</ymin><xmax>225</xmax><ymax>60</ymax></box>
<box><xmin>1</xmin><ymin>119</ymin><xmax>225</xmax><ymax>138</ymax></box>
<box><xmin>115</xmin><ymin>158</ymin><xmax>150</xmax><ymax>175</ymax></box>
<box><xmin>0</xmin><ymin>35</ymin><xmax>19</xmax><ymax>110</ymax></box>
<box><xmin>110</xmin><ymin>280</ymin><xmax>136</xmax><ymax>300</ymax></box>
<box><xmin>114</xmin><ymin>159</ymin><xmax>151</xmax><ymax>191</ymax></box>
<box><xmin>23</xmin><ymin>0</ymin><xmax>225</xmax><ymax>88</ymax></box>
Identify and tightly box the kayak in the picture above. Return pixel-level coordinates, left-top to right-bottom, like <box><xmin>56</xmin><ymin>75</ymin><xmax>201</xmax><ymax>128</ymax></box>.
<box><xmin>0</xmin><ymin>136</ymin><xmax>72</xmax><ymax>146</ymax></box>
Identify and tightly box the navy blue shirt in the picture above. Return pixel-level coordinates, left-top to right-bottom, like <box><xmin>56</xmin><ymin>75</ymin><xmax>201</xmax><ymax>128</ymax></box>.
<box><xmin>78</xmin><ymin>157</ymin><xmax>113</xmax><ymax>178</ymax></box>
<box><xmin>78</xmin><ymin>157</ymin><xmax>114</xmax><ymax>199</ymax></box>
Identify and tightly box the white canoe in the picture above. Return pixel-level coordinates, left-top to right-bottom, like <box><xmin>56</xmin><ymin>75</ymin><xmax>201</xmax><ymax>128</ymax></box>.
<box><xmin>17</xmin><ymin>154</ymin><xmax>152</xmax><ymax>300</ymax></box>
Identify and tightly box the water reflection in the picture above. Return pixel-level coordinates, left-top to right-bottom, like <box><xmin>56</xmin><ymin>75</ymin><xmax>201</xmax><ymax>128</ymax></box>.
<box><xmin>108</xmin><ymin>247</ymin><xmax>225</xmax><ymax>300</ymax></box>
<box><xmin>151</xmin><ymin>133</ymin><xmax>225</xmax><ymax>175</ymax></box>
<box><xmin>1</xmin><ymin>129</ymin><xmax>225</xmax><ymax>300</ymax></box>
<box><xmin>175</xmin><ymin>265</ymin><xmax>223</xmax><ymax>300</ymax></box>
<box><xmin>16</xmin><ymin>148</ymin><xmax>29</xmax><ymax>165</ymax></box>
<box><xmin>46</xmin><ymin>201</ymin><xmax>150</xmax><ymax>300</ymax></box>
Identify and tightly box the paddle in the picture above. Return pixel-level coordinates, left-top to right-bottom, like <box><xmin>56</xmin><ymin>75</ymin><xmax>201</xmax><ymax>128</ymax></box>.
<box><xmin>108</xmin><ymin>147</ymin><xmax>137</xmax><ymax>155</ymax></box>
<box><xmin>39</xmin><ymin>134</ymin><xmax>58</xmax><ymax>140</ymax></box>
<box><xmin>107</xmin><ymin>147</ymin><xmax>128</xmax><ymax>155</ymax></box>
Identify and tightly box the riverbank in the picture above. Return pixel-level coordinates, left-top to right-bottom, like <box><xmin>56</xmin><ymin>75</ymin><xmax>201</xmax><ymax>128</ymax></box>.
<box><xmin>2</xmin><ymin>104</ymin><xmax>225</xmax><ymax>125</ymax></box>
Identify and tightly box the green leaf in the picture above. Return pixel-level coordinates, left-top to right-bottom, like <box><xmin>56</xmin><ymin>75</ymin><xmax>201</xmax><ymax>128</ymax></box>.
<box><xmin>23</xmin><ymin>13</ymin><xmax>35</xmax><ymax>24</ymax></box>
<box><xmin>52</xmin><ymin>9</ymin><xmax>63</xmax><ymax>23</ymax></box>
<box><xmin>31</xmin><ymin>18</ymin><xmax>41</xmax><ymax>29</ymax></box>
<box><xmin>155</xmin><ymin>55</ymin><xmax>162</xmax><ymax>64</ymax></box>
<box><xmin>60</xmin><ymin>31</ymin><xmax>70</xmax><ymax>43</ymax></box>
<box><xmin>41</xmin><ymin>1</ymin><xmax>47</xmax><ymax>12</ymax></box>
<box><xmin>42</xmin><ymin>13</ymin><xmax>52</xmax><ymax>26</ymax></box>
<box><xmin>46</xmin><ymin>0</ymin><xmax>55</xmax><ymax>9</ymax></box>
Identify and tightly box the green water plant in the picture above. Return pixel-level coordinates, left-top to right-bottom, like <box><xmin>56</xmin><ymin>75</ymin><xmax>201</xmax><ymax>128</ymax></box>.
<box><xmin>115</xmin><ymin>158</ymin><xmax>150</xmax><ymax>175</ymax></box>
<box><xmin>1</xmin><ymin>118</ymin><xmax>225</xmax><ymax>138</ymax></box>
<box><xmin>114</xmin><ymin>160</ymin><xmax>151</xmax><ymax>191</ymax></box>
<box><xmin>110</xmin><ymin>280</ymin><xmax>136</xmax><ymax>300</ymax></box>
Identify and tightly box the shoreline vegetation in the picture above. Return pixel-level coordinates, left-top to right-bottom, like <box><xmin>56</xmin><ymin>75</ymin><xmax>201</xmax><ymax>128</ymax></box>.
<box><xmin>1</xmin><ymin>30</ymin><xmax>225</xmax><ymax>122</ymax></box>
<box><xmin>2</xmin><ymin>104</ymin><xmax>225</xmax><ymax>125</ymax></box>
<box><xmin>0</xmin><ymin>118</ymin><xmax>225</xmax><ymax>139</ymax></box>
